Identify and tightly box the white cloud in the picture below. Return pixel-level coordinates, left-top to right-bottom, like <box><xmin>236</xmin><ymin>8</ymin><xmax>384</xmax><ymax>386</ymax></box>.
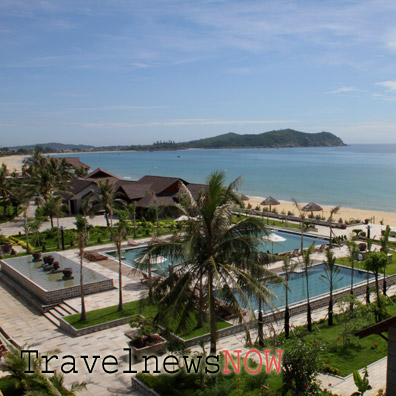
<box><xmin>376</xmin><ymin>81</ymin><xmax>396</xmax><ymax>91</ymax></box>
<box><xmin>326</xmin><ymin>87</ymin><xmax>357</xmax><ymax>94</ymax></box>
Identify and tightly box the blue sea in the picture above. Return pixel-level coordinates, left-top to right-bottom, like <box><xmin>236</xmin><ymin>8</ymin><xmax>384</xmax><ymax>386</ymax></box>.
<box><xmin>55</xmin><ymin>144</ymin><xmax>396</xmax><ymax>212</ymax></box>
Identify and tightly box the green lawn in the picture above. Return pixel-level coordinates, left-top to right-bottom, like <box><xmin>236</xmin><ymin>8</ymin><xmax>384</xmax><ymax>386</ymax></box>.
<box><xmin>336</xmin><ymin>249</ymin><xmax>396</xmax><ymax>274</ymax></box>
<box><xmin>64</xmin><ymin>299</ymin><xmax>231</xmax><ymax>340</ymax></box>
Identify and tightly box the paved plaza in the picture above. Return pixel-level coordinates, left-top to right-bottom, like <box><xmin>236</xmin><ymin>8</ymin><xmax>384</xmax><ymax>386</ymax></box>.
<box><xmin>0</xmin><ymin>213</ymin><xmax>394</xmax><ymax>395</ymax></box>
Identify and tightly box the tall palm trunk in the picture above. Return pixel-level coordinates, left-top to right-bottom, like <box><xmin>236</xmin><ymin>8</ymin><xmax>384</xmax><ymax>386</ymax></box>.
<box><xmin>305</xmin><ymin>267</ymin><xmax>312</xmax><ymax>332</ymax></box>
<box><xmin>208</xmin><ymin>271</ymin><xmax>217</xmax><ymax>354</ymax></box>
<box><xmin>366</xmin><ymin>271</ymin><xmax>370</xmax><ymax>304</ymax></box>
<box><xmin>117</xmin><ymin>240</ymin><xmax>123</xmax><ymax>312</ymax></box>
<box><xmin>258</xmin><ymin>297</ymin><xmax>264</xmax><ymax>346</ymax></box>
<box><xmin>56</xmin><ymin>215</ymin><xmax>60</xmax><ymax>249</ymax></box>
<box><xmin>328</xmin><ymin>278</ymin><xmax>333</xmax><ymax>326</ymax></box>
<box><xmin>350</xmin><ymin>260</ymin><xmax>355</xmax><ymax>311</ymax></box>
<box><xmin>300</xmin><ymin>219</ymin><xmax>304</xmax><ymax>254</ymax></box>
<box><xmin>80</xmin><ymin>237</ymin><xmax>87</xmax><ymax>321</ymax></box>
<box><xmin>285</xmin><ymin>276</ymin><xmax>290</xmax><ymax>338</ymax></box>
<box><xmin>133</xmin><ymin>207</ymin><xmax>137</xmax><ymax>238</ymax></box>
<box><xmin>23</xmin><ymin>211</ymin><xmax>31</xmax><ymax>254</ymax></box>
<box><xmin>198</xmin><ymin>274</ymin><xmax>203</xmax><ymax>328</ymax></box>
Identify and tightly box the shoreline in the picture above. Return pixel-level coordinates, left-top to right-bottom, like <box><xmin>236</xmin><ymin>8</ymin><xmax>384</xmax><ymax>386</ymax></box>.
<box><xmin>2</xmin><ymin>153</ymin><xmax>396</xmax><ymax>227</ymax></box>
<box><xmin>246</xmin><ymin>196</ymin><xmax>396</xmax><ymax>228</ymax></box>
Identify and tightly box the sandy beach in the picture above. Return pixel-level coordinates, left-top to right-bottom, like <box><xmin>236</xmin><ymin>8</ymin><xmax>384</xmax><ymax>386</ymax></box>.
<box><xmin>0</xmin><ymin>154</ymin><xmax>27</xmax><ymax>171</ymax></box>
<box><xmin>3</xmin><ymin>153</ymin><xmax>396</xmax><ymax>228</ymax></box>
<box><xmin>247</xmin><ymin>196</ymin><xmax>396</xmax><ymax>228</ymax></box>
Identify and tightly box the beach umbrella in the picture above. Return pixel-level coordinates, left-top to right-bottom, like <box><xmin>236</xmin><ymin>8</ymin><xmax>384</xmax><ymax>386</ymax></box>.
<box><xmin>302</xmin><ymin>202</ymin><xmax>323</xmax><ymax>217</ymax></box>
<box><xmin>262</xmin><ymin>232</ymin><xmax>286</xmax><ymax>254</ymax></box>
<box><xmin>260</xmin><ymin>196</ymin><xmax>280</xmax><ymax>212</ymax></box>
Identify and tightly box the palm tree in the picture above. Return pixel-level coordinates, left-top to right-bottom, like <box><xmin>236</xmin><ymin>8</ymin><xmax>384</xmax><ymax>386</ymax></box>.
<box><xmin>137</xmin><ymin>171</ymin><xmax>281</xmax><ymax>354</ymax></box>
<box><xmin>0</xmin><ymin>164</ymin><xmax>12</xmax><ymax>219</ymax></box>
<box><xmin>78</xmin><ymin>231</ymin><xmax>88</xmax><ymax>321</ymax></box>
<box><xmin>92</xmin><ymin>179</ymin><xmax>124</xmax><ymax>233</ymax></box>
<box><xmin>114</xmin><ymin>217</ymin><xmax>128</xmax><ymax>312</ymax></box>
<box><xmin>292</xmin><ymin>198</ymin><xmax>305</xmax><ymax>255</ymax></box>
<box><xmin>347</xmin><ymin>241</ymin><xmax>359</xmax><ymax>310</ymax></box>
<box><xmin>365</xmin><ymin>251</ymin><xmax>388</xmax><ymax>322</ymax></box>
<box><xmin>366</xmin><ymin>238</ymin><xmax>373</xmax><ymax>304</ymax></box>
<box><xmin>328</xmin><ymin>206</ymin><xmax>340</xmax><ymax>248</ymax></box>
<box><xmin>0</xmin><ymin>344</ymin><xmax>86</xmax><ymax>395</ymax></box>
<box><xmin>321</xmin><ymin>248</ymin><xmax>342</xmax><ymax>326</ymax></box>
<box><xmin>128</xmin><ymin>202</ymin><xmax>138</xmax><ymax>238</ymax></box>
<box><xmin>43</xmin><ymin>195</ymin><xmax>66</xmax><ymax>249</ymax></box>
<box><xmin>380</xmin><ymin>227</ymin><xmax>391</xmax><ymax>295</ymax></box>
<box><xmin>145</xmin><ymin>190</ymin><xmax>160</xmax><ymax>236</ymax></box>
<box><xmin>282</xmin><ymin>255</ymin><xmax>298</xmax><ymax>338</ymax></box>
<box><xmin>302</xmin><ymin>243</ymin><xmax>315</xmax><ymax>331</ymax></box>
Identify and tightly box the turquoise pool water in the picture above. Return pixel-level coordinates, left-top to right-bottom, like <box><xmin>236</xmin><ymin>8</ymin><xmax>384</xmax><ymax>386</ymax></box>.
<box><xmin>106</xmin><ymin>230</ymin><xmax>328</xmax><ymax>275</ymax></box>
<box><xmin>245</xmin><ymin>263</ymin><xmax>373</xmax><ymax>312</ymax></box>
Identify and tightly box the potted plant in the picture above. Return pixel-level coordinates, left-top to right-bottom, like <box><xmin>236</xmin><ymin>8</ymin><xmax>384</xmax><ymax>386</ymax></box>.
<box><xmin>127</xmin><ymin>315</ymin><xmax>167</xmax><ymax>361</ymax></box>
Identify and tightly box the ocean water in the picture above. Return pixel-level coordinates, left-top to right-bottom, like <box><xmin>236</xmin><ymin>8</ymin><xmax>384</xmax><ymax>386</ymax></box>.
<box><xmin>56</xmin><ymin>144</ymin><xmax>396</xmax><ymax>212</ymax></box>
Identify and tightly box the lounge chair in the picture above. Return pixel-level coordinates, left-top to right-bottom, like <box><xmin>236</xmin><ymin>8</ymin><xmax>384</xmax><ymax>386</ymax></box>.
<box><xmin>315</xmin><ymin>244</ymin><xmax>327</xmax><ymax>253</ymax></box>
<box><xmin>290</xmin><ymin>248</ymin><xmax>300</xmax><ymax>257</ymax></box>
<box><xmin>128</xmin><ymin>238</ymin><xmax>140</xmax><ymax>246</ymax></box>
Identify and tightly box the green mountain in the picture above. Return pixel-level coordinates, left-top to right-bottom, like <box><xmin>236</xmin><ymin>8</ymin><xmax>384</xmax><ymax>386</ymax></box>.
<box><xmin>126</xmin><ymin>129</ymin><xmax>345</xmax><ymax>150</ymax></box>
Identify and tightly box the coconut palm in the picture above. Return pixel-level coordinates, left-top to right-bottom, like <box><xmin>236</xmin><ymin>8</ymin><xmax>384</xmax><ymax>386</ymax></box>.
<box><xmin>92</xmin><ymin>179</ymin><xmax>124</xmax><ymax>231</ymax></box>
<box><xmin>137</xmin><ymin>171</ymin><xmax>281</xmax><ymax>354</ymax></box>
<box><xmin>0</xmin><ymin>344</ymin><xmax>86</xmax><ymax>395</ymax></box>
<box><xmin>320</xmin><ymin>248</ymin><xmax>343</xmax><ymax>326</ymax></box>
<box><xmin>78</xmin><ymin>231</ymin><xmax>88</xmax><ymax>321</ymax></box>
<box><xmin>380</xmin><ymin>227</ymin><xmax>391</xmax><ymax>295</ymax></box>
<box><xmin>328</xmin><ymin>206</ymin><xmax>340</xmax><ymax>248</ymax></box>
<box><xmin>365</xmin><ymin>251</ymin><xmax>388</xmax><ymax>322</ymax></box>
<box><xmin>347</xmin><ymin>241</ymin><xmax>359</xmax><ymax>310</ymax></box>
<box><xmin>114</xmin><ymin>217</ymin><xmax>128</xmax><ymax>312</ymax></box>
<box><xmin>128</xmin><ymin>202</ymin><xmax>138</xmax><ymax>238</ymax></box>
<box><xmin>282</xmin><ymin>255</ymin><xmax>298</xmax><ymax>338</ymax></box>
<box><xmin>43</xmin><ymin>195</ymin><xmax>66</xmax><ymax>249</ymax></box>
<box><xmin>292</xmin><ymin>198</ymin><xmax>305</xmax><ymax>255</ymax></box>
<box><xmin>366</xmin><ymin>238</ymin><xmax>373</xmax><ymax>304</ymax></box>
<box><xmin>302</xmin><ymin>243</ymin><xmax>315</xmax><ymax>332</ymax></box>
<box><xmin>0</xmin><ymin>164</ymin><xmax>12</xmax><ymax>219</ymax></box>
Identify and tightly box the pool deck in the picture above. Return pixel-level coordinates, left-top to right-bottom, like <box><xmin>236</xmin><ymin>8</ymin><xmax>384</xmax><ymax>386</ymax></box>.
<box><xmin>0</xmin><ymin>235</ymin><xmax>390</xmax><ymax>395</ymax></box>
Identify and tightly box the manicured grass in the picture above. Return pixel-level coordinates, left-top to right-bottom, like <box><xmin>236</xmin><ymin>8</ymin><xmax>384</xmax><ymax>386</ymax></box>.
<box><xmin>64</xmin><ymin>299</ymin><xmax>231</xmax><ymax>339</ymax></box>
<box><xmin>283</xmin><ymin>301</ymin><xmax>396</xmax><ymax>377</ymax></box>
<box><xmin>336</xmin><ymin>250</ymin><xmax>396</xmax><ymax>274</ymax></box>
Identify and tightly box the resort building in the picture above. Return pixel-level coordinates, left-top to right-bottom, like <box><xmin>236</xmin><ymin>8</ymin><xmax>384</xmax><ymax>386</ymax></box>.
<box><xmin>64</xmin><ymin>168</ymin><xmax>206</xmax><ymax>214</ymax></box>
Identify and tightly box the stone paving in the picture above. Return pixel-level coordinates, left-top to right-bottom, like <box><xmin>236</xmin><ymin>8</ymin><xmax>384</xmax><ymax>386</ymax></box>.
<box><xmin>0</xmin><ymin>219</ymin><xmax>393</xmax><ymax>395</ymax></box>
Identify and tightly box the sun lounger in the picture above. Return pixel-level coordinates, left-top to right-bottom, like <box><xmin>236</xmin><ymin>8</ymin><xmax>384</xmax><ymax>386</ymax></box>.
<box><xmin>290</xmin><ymin>248</ymin><xmax>300</xmax><ymax>257</ymax></box>
<box><xmin>128</xmin><ymin>238</ymin><xmax>140</xmax><ymax>246</ymax></box>
<box><xmin>315</xmin><ymin>244</ymin><xmax>327</xmax><ymax>253</ymax></box>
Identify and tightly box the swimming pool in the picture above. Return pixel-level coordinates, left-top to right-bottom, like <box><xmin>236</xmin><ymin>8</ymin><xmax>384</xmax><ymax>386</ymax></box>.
<box><xmin>242</xmin><ymin>263</ymin><xmax>373</xmax><ymax>312</ymax></box>
<box><xmin>106</xmin><ymin>230</ymin><xmax>328</xmax><ymax>274</ymax></box>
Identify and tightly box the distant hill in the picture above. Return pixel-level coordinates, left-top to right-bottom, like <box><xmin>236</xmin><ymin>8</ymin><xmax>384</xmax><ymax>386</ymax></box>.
<box><xmin>3</xmin><ymin>129</ymin><xmax>345</xmax><ymax>155</ymax></box>
<box><xmin>9</xmin><ymin>142</ymin><xmax>95</xmax><ymax>151</ymax></box>
<box><xmin>125</xmin><ymin>129</ymin><xmax>346</xmax><ymax>150</ymax></box>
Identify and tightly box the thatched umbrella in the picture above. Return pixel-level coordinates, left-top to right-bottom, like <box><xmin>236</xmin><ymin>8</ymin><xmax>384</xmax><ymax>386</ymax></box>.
<box><xmin>302</xmin><ymin>202</ymin><xmax>323</xmax><ymax>218</ymax></box>
<box><xmin>260</xmin><ymin>196</ymin><xmax>280</xmax><ymax>212</ymax></box>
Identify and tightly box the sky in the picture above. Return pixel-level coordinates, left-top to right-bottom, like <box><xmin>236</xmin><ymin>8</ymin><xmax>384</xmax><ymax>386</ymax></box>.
<box><xmin>2</xmin><ymin>0</ymin><xmax>396</xmax><ymax>146</ymax></box>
